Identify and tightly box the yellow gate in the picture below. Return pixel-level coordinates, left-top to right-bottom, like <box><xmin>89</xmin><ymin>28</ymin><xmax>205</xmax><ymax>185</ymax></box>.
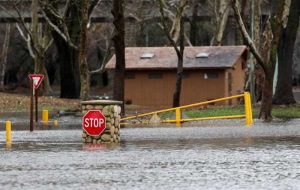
<box><xmin>121</xmin><ymin>92</ymin><xmax>253</xmax><ymax>126</ymax></box>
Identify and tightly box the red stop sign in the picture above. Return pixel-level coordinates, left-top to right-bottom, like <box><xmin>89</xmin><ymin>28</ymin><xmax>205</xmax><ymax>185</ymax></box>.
<box><xmin>82</xmin><ymin>110</ymin><xmax>106</xmax><ymax>136</ymax></box>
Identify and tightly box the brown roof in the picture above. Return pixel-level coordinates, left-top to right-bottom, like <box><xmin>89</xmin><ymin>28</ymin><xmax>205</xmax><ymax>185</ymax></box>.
<box><xmin>105</xmin><ymin>46</ymin><xmax>247</xmax><ymax>70</ymax></box>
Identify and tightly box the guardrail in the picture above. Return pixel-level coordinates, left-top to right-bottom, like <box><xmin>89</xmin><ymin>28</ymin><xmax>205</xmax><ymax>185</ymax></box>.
<box><xmin>121</xmin><ymin>92</ymin><xmax>253</xmax><ymax>126</ymax></box>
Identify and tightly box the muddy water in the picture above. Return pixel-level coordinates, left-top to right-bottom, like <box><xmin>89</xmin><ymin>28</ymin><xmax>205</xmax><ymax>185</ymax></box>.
<box><xmin>0</xmin><ymin>120</ymin><xmax>299</xmax><ymax>190</ymax></box>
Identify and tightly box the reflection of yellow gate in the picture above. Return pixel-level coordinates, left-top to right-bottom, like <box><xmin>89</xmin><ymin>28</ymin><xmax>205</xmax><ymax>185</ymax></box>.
<box><xmin>121</xmin><ymin>92</ymin><xmax>253</xmax><ymax>126</ymax></box>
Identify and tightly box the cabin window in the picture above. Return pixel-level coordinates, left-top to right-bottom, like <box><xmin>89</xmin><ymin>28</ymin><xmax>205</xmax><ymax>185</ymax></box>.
<box><xmin>204</xmin><ymin>72</ymin><xmax>219</xmax><ymax>79</ymax></box>
<box><xmin>148</xmin><ymin>72</ymin><xmax>163</xmax><ymax>79</ymax></box>
<box><xmin>125</xmin><ymin>73</ymin><xmax>135</xmax><ymax>79</ymax></box>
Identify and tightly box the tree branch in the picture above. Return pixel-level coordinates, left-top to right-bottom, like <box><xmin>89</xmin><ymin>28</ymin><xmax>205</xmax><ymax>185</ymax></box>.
<box><xmin>16</xmin><ymin>24</ymin><xmax>36</xmax><ymax>59</ymax></box>
<box><xmin>90</xmin><ymin>29</ymin><xmax>115</xmax><ymax>74</ymax></box>
<box><xmin>157</xmin><ymin>0</ymin><xmax>181</xmax><ymax>57</ymax></box>
<box><xmin>88</xmin><ymin>0</ymin><xmax>102</xmax><ymax>17</ymax></box>
<box><xmin>40</xmin><ymin>8</ymin><xmax>78</xmax><ymax>50</ymax></box>
<box><xmin>230</xmin><ymin>0</ymin><xmax>267</xmax><ymax>72</ymax></box>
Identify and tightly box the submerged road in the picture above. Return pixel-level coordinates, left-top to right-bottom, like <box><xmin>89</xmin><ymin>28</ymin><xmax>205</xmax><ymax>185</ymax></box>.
<box><xmin>0</xmin><ymin>119</ymin><xmax>299</xmax><ymax>190</ymax></box>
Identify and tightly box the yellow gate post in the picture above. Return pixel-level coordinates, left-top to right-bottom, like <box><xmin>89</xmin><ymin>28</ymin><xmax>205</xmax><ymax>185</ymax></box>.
<box><xmin>175</xmin><ymin>108</ymin><xmax>181</xmax><ymax>127</ymax></box>
<box><xmin>42</xmin><ymin>109</ymin><xmax>49</xmax><ymax>123</ymax></box>
<box><xmin>244</xmin><ymin>92</ymin><xmax>253</xmax><ymax>126</ymax></box>
<box><xmin>6</xmin><ymin>121</ymin><xmax>11</xmax><ymax>144</ymax></box>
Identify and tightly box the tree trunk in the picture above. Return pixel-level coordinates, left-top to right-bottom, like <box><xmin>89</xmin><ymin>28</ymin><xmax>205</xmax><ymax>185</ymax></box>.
<box><xmin>112</xmin><ymin>0</ymin><xmax>125</xmax><ymax>115</ymax></box>
<box><xmin>51</xmin><ymin>28</ymin><xmax>80</xmax><ymax>99</ymax></box>
<box><xmin>47</xmin><ymin>1</ymin><xmax>81</xmax><ymax>99</ymax></box>
<box><xmin>31</xmin><ymin>0</ymin><xmax>52</xmax><ymax>94</ymax></box>
<box><xmin>212</xmin><ymin>0</ymin><xmax>229</xmax><ymax>46</ymax></box>
<box><xmin>35</xmin><ymin>55</ymin><xmax>52</xmax><ymax>94</ymax></box>
<box><xmin>1</xmin><ymin>24</ymin><xmax>11</xmax><ymax>91</ymax></box>
<box><xmin>259</xmin><ymin>76</ymin><xmax>273</xmax><ymax>121</ymax></box>
<box><xmin>79</xmin><ymin>0</ymin><xmax>90</xmax><ymax>100</ymax></box>
<box><xmin>172</xmin><ymin>55</ymin><xmax>183</xmax><ymax>107</ymax></box>
<box><xmin>273</xmin><ymin>0</ymin><xmax>299</xmax><ymax>105</ymax></box>
<box><xmin>231</xmin><ymin>0</ymin><xmax>287</xmax><ymax>121</ymax></box>
<box><xmin>190</xmin><ymin>0</ymin><xmax>199</xmax><ymax>46</ymax></box>
<box><xmin>173</xmin><ymin>18</ymin><xmax>184</xmax><ymax>107</ymax></box>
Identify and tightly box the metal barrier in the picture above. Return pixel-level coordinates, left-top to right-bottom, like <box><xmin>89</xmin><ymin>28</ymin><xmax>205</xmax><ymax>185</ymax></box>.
<box><xmin>121</xmin><ymin>92</ymin><xmax>253</xmax><ymax>126</ymax></box>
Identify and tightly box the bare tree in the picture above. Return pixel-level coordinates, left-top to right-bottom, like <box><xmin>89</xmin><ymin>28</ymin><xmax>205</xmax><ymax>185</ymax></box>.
<box><xmin>0</xmin><ymin>1</ymin><xmax>53</xmax><ymax>93</ymax></box>
<box><xmin>212</xmin><ymin>0</ymin><xmax>230</xmax><ymax>46</ymax></box>
<box><xmin>0</xmin><ymin>24</ymin><xmax>11</xmax><ymax>91</ymax></box>
<box><xmin>273</xmin><ymin>0</ymin><xmax>299</xmax><ymax>105</ymax></box>
<box><xmin>79</xmin><ymin>0</ymin><xmax>90</xmax><ymax>100</ymax></box>
<box><xmin>157</xmin><ymin>0</ymin><xmax>187</xmax><ymax>107</ymax></box>
<box><xmin>231</xmin><ymin>0</ymin><xmax>289</xmax><ymax>121</ymax></box>
<box><xmin>112</xmin><ymin>0</ymin><xmax>125</xmax><ymax>114</ymax></box>
<box><xmin>40</xmin><ymin>0</ymin><xmax>100</xmax><ymax>99</ymax></box>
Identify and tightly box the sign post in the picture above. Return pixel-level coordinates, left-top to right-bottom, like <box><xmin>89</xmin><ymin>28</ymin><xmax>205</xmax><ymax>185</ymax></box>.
<box><xmin>28</xmin><ymin>74</ymin><xmax>44</xmax><ymax>132</ymax></box>
<box><xmin>82</xmin><ymin>110</ymin><xmax>106</xmax><ymax>136</ymax></box>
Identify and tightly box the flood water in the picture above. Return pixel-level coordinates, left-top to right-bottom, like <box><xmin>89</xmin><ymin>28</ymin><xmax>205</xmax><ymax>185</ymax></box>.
<box><xmin>0</xmin><ymin>119</ymin><xmax>299</xmax><ymax>190</ymax></box>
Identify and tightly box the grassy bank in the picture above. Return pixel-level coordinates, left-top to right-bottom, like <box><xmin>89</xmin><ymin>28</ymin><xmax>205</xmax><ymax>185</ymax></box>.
<box><xmin>0</xmin><ymin>92</ymin><xmax>80</xmax><ymax>113</ymax></box>
<box><xmin>1</xmin><ymin>92</ymin><xmax>299</xmax><ymax>120</ymax></box>
<box><xmin>180</xmin><ymin>103</ymin><xmax>300</xmax><ymax>119</ymax></box>
<box><xmin>157</xmin><ymin>102</ymin><xmax>300</xmax><ymax>120</ymax></box>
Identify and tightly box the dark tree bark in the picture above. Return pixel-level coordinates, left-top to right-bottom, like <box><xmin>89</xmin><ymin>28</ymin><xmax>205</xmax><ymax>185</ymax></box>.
<box><xmin>189</xmin><ymin>0</ymin><xmax>199</xmax><ymax>46</ymax></box>
<box><xmin>112</xmin><ymin>0</ymin><xmax>125</xmax><ymax>115</ymax></box>
<box><xmin>79</xmin><ymin>0</ymin><xmax>90</xmax><ymax>100</ymax></box>
<box><xmin>173</xmin><ymin>18</ymin><xmax>184</xmax><ymax>107</ymax></box>
<box><xmin>50</xmin><ymin>2</ymin><xmax>81</xmax><ymax>99</ymax></box>
<box><xmin>42</xmin><ymin>0</ymin><xmax>100</xmax><ymax>99</ymax></box>
<box><xmin>273</xmin><ymin>0</ymin><xmax>299</xmax><ymax>105</ymax></box>
<box><xmin>52</xmin><ymin>33</ymin><xmax>80</xmax><ymax>99</ymax></box>
<box><xmin>259</xmin><ymin>72</ymin><xmax>274</xmax><ymax>121</ymax></box>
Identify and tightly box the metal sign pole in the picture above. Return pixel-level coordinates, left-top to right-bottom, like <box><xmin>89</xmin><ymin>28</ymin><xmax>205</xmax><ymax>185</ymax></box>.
<box><xmin>35</xmin><ymin>89</ymin><xmax>38</xmax><ymax>123</ymax></box>
<box><xmin>30</xmin><ymin>81</ymin><xmax>34</xmax><ymax>132</ymax></box>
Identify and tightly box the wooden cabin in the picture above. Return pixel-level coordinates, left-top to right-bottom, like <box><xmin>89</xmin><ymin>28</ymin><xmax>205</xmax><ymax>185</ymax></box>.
<box><xmin>106</xmin><ymin>46</ymin><xmax>248</xmax><ymax>107</ymax></box>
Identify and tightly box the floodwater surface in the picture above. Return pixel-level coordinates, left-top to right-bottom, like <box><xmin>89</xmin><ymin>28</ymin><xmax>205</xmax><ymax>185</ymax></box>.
<box><xmin>0</xmin><ymin>119</ymin><xmax>299</xmax><ymax>190</ymax></box>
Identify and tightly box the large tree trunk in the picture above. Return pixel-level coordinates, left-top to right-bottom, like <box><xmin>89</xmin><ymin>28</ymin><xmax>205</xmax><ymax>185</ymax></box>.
<box><xmin>112</xmin><ymin>0</ymin><xmax>125</xmax><ymax>115</ymax></box>
<box><xmin>53</xmin><ymin>33</ymin><xmax>80</xmax><ymax>99</ymax></box>
<box><xmin>79</xmin><ymin>0</ymin><xmax>90</xmax><ymax>100</ymax></box>
<box><xmin>259</xmin><ymin>76</ymin><xmax>273</xmax><ymax>121</ymax></box>
<box><xmin>47</xmin><ymin>1</ymin><xmax>81</xmax><ymax>99</ymax></box>
<box><xmin>273</xmin><ymin>0</ymin><xmax>299</xmax><ymax>105</ymax></box>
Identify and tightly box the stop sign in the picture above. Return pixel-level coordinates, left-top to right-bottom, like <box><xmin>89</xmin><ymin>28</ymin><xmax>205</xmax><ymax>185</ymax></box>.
<box><xmin>82</xmin><ymin>110</ymin><xmax>106</xmax><ymax>136</ymax></box>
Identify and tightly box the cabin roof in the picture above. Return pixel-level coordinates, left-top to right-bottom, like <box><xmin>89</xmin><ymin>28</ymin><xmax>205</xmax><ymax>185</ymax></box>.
<box><xmin>105</xmin><ymin>46</ymin><xmax>247</xmax><ymax>70</ymax></box>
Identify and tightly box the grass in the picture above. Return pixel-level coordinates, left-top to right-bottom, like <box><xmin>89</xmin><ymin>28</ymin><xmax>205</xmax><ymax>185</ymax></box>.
<box><xmin>159</xmin><ymin>102</ymin><xmax>300</xmax><ymax>120</ymax></box>
<box><xmin>271</xmin><ymin>104</ymin><xmax>300</xmax><ymax>118</ymax></box>
<box><xmin>0</xmin><ymin>92</ymin><xmax>80</xmax><ymax>113</ymax></box>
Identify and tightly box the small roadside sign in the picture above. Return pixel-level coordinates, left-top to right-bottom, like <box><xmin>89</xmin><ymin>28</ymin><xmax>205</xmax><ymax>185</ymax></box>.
<box><xmin>28</xmin><ymin>74</ymin><xmax>44</xmax><ymax>89</ymax></box>
<box><xmin>28</xmin><ymin>73</ymin><xmax>44</xmax><ymax>132</ymax></box>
